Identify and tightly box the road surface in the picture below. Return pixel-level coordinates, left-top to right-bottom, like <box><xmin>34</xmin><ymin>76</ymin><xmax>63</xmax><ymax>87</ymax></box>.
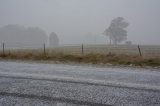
<box><xmin>0</xmin><ymin>61</ymin><xmax>160</xmax><ymax>106</ymax></box>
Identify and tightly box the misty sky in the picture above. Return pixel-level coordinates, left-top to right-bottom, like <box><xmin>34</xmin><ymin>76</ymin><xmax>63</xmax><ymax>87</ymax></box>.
<box><xmin>0</xmin><ymin>0</ymin><xmax>160</xmax><ymax>45</ymax></box>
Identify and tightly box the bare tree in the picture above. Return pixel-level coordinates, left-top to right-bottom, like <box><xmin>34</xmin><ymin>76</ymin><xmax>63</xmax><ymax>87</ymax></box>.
<box><xmin>103</xmin><ymin>17</ymin><xmax>129</xmax><ymax>45</ymax></box>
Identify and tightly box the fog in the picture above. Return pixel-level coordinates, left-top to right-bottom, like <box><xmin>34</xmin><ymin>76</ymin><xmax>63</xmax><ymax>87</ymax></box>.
<box><xmin>0</xmin><ymin>0</ymin><xmax>160</xmax><ymax>45</ymax></box>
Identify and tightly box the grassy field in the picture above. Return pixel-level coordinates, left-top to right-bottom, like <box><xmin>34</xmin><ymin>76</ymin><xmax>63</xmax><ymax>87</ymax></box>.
<box><xmin>0</xmin><ymin>49</ymin><xmax>160</xmax><ymax>67</ymax></box>
<box><xmin>46</xmin><ymin>45</ymin><xmax>160</xmax><ymax>58</ymax></box>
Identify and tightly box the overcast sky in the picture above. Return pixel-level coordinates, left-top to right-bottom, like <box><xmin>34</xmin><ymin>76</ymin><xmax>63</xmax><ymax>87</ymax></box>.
<box><xmin>0</xmin><ymin>0</ymin><xmax>160</xmax><ymax>45</ymax></box>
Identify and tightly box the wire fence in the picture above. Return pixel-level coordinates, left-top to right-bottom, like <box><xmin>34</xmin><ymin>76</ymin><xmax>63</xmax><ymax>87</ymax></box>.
<box><xmin>54</xmin><ymin>44</ymin><xmax>160</xmax><ymax>58</ymax></box>
<box><xmin>0</xmin><ymin>42</ymin><xmax>160</xmax><ymax>58</ymax></box>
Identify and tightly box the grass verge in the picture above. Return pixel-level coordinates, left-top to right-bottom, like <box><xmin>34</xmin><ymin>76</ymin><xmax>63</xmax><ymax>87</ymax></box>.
<box><xmin>0</xmin><ymin>50</ymin><xmax>160</xmax><ymax>67</ymax></box>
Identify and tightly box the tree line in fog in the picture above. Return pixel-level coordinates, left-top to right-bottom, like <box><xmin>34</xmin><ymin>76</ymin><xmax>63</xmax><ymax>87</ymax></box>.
<box><xmin>0</xmin><ymin>24</ymin><xmax>59</xmax><ymax>47</ymax></box>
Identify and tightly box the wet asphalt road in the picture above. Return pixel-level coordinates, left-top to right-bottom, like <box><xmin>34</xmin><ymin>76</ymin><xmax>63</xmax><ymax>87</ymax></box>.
<box><xmin>0</xmin><ymin>61</ymin><xmax>160</xmax><ymax>106</ymax></box>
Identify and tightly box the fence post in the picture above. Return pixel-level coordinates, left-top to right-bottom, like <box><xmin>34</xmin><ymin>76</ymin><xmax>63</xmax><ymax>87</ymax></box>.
<box><xmin>138</xmin><ymin>45</ymin><xmax>142</xmax><ymax>56</ymax></box>
<box><xmin>2</xmin><ymin>43</ymin><xmax>5</xmax><ymax>56</ymax></box>
<box><xmin>82</xmin><ymin>44</ymin><xmax>84</xmax><ymax>55</ymax></box>
<box><xmin>8</xmin><ymin>50</ymin><xmax>11</xmax><ymax>56</ymax></box>
<box><xmin>43</xmin><ymin>43</ymin><xmax>46</xmax><ymax>55</ymax></box>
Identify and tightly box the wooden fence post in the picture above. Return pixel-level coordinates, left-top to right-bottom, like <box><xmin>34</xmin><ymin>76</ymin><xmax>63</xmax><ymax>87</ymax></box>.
<box><xmin>138</xmin><ymin>45</ymin><xmax>142</xmax><ymax>56</ymax></box>
<box><xmin>82</xmin><ymin>44</ymin><xmax>84</xmax><ymax>55</ymax></box>
<box><xmin>43</xmin><ymin>43</ymin><xmax>46</xmax><ymax>55</ymax></box>
<box><xmin>2</xmin><ymin>43</ymin><xmax>5</xmax><ymax>56</ymax></box>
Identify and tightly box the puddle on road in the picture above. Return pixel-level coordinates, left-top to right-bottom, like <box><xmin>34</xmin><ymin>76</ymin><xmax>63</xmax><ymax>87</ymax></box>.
<box><xmin>55</xmin><ymin>102</ymin><xmax>85</xmax><ymax>106</ymax></box>
<box><xmin>53</xmin><ymin>101</ymin><xmax>112</xmax><ymax>106</ymax></box>
<box><xmin>0</xmin><ymin>92</ymin><xmax>112</xmax><ymax>106</ymax></box>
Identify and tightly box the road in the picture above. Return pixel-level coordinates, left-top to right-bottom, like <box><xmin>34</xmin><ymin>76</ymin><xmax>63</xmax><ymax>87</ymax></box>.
<box><xmin>0</xmin><ymin>61</ymin><xmax>160</xmax><ymax>106</ymax></box>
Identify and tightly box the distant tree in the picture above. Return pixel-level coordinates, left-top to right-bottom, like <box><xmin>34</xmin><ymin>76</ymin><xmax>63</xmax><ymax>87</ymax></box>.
<box><xmin>49</xmin><ymin>32</ymin><xmax>59</xmax><ymax>47</ymax></box>
<box><xmin>125</xmin><ymin>41</ymin><xmax>132</xmax><ymax>45</ymax></box>
<box><xmin>103</xmin><ymin>17</ymin><xmax>129</xmax><ymax>45</ymax></box>
<box><xmin>0</xmin><ymin>24</ymin><xmax>47</xmax><ymax>47</ymax></box>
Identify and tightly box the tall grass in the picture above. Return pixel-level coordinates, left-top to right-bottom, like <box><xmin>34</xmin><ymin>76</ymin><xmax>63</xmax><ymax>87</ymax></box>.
<box><xmin>0</xmin><ymin>49</ymin><xmax>160</xmax><ymax>66</ymax></box>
